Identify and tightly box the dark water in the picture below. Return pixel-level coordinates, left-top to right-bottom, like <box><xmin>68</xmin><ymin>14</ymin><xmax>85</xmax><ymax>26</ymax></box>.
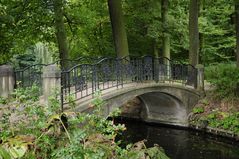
<box><xmin>116</xmin><ymin>119</ymin><xmax>239</xmax><ymax>159</ymax></box>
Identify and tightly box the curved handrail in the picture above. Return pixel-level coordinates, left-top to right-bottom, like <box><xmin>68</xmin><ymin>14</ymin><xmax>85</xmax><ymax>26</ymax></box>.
<box><xmin>51</xmin><ymin>56</ymin><xmax>103</xmax><ymax>65</ymax></box>
<box><xmin>15</xmin><ymin>64</ymin><xmax>49</xmax><ymax>72</ymax></box>
<box><xmin>63</xmin><ymin>56</ymin><xmax>197</xmax><ymax>73</ymax></box>
<box><xmin>15</xmin><ymin>55</ymin><xmax>197</xmax><ymax>75</ymax></box>
<box><xmin>63</xmin><ymin>57</ymin><xmax>120</xmax><ymax>72</ymax></box>
<box><xmin>62</xmin><ymin>63</ymin><xmax>93</xmax><ymax>73</ymax></box>
<box><xmin>120</xmin><ymin>55</ymin><xmax>195</xmax><ymax>68</ymax></box>
<box><xmin>14</xmin><ymin>56</ymin><xmax>103</xmax><ymax>71</ymax></box>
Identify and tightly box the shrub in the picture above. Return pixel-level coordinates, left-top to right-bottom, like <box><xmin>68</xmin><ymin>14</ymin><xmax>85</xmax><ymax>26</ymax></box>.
<box><xmin>0</xmin><ymin>97</ymin><xmax>7</xmax><ymax>105</ymax></box>
<box><xmin>205</xmin><ymin>63</ymin><xmax>239</xmax><ymax>98</ymax></box>
<box><xmin>0</xmin><ymin>87</ymin><xmax>169</xmax><ymax>159</ymax></box>
<box><xmin>193</xmin><ymin>107</ymin><xmax>204</xmax><ymax>114</ymax></box>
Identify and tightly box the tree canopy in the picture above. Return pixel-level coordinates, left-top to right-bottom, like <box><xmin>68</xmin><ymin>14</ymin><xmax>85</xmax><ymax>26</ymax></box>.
<box><xmin>0</xmin><ymin>0</ymin><xmax>237</xmax><ymax>66</ymax></box>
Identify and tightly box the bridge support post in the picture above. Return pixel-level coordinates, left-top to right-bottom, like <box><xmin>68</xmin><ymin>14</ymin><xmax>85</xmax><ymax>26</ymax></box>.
<box><xmin>0</xmin><ymin>65</ymin><xmax>14</xmax><ymax>98</ymax></box>
<box><xmin>196</xmin><ymin>64</ymin><xmax>204</xmax><ymax>92</ymax></box>
<box><xmin>42</xmin><ymin>64</ymin><xmax>61</xmax><ymax>105</ymax></box>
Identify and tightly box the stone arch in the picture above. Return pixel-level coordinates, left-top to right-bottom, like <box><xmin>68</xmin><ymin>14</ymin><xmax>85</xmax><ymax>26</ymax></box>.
<box><xmin>74</xmin><ymin>83</ymin><xmax>202</xmax><ymax>126</ymax></box>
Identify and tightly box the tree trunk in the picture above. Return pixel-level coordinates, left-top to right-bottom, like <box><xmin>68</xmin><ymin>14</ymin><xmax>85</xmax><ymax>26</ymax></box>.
<box><xmin>53</xmin><ymin>0</ymin><xmax>69</xmax><ymax>70</ymax></box>
<box><xmin>162</xmin><ymin>0</ymin><xmax>170</xmax><ymax>61</ymax></box>
<box><xmin>236</xmin><ymin>2</ymin><xmax>239</xmax><ymax>67</ymax></box>
<box><xmin>108</xmin><ymin>0</ymin><xmax>129</xmax><ymax>58</ymax></box>
<box><xmin>199</xmin><ymin>33</ymin><xmax>204</xmax><ymax>63</ymax></box>
<box><xmin>153</xmin><ymin>40</ymin><xmax>159</xmax><ymax>58</ymax></box>
<box><xmin>189</xmin><ymin>0</ymin><xmax>199</xmax><ymax>66</ymax></box>
<box><xmin>199</xmin><ymin>0</ymin><xmax>205</xmax><ymax>64</ymax></box>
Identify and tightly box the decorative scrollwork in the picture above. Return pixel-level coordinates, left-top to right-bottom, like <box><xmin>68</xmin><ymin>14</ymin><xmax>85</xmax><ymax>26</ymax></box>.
<box><xmin>172</xmin><ymin>64</ymin><xmax>182</xmax><ymax>80</ymax></box>
<box><xmin>102</xmin><ymin>63</ymin><xmax>111</xmax><ymax>74</ymax></box>
<box><xmin>124</xmin><ymin>62</ymin><xmax>134</xmax><ymax>77</ymax></box>
<box><xmin>30</xmin><ymin>72</ymin><xmax>41</xmax><ymax>84</ymax></box>
<box><xmin>143</xmin><ymin>56</ymin><xmax>153</xmax><ymax>80</ymax></box>
<box><xmin>75</xmin><ymin>75</ymin><xmax>86</xmax><ymax>91</ymax></box>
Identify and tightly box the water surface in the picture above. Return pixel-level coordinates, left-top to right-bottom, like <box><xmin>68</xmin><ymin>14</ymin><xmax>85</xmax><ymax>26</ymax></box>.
<box><xmin>116</xmin><ymin>119</ymin><xmax>239</xmax><ymax>159</ymax></box>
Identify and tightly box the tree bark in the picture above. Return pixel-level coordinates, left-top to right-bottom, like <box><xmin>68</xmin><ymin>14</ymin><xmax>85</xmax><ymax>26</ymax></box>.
<box><xmin>199</xmin><ymin>0</ymin><xmax>205</xmax><ymax>64</ymax></box>
<box><xmin>108</xmin><ymin>0</ymin><xmax>129</xmax><ymax>58</ymax></box>
<box><xmin>236</xmin><ymin>2</ymin><xmax>239</xmax><ymax>67</ymax></box>
<box><xmin>189</xmin><ymin>0</ymin><xmax>199</xmax><ymax>66</ymax></box>
<box><xmin>153</xmin><ymin>40</ymin><xmax>159</xmax><ymax>58</ymax></box>
<box><xmin>162</xmin><ymin>0</ymin><xmax>170</xmax><ymax>61</ymax></box>
<box><xmin>53</xmin><ymin>0</ymin><xmax>69</xmax><ymax>69</ymax></box>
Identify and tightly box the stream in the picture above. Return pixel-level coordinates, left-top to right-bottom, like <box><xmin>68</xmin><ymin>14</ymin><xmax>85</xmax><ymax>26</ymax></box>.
<box><xmin>116</xmin><ymin>119</ymin><xmax>239</xmax><ymax>159</ymax></box>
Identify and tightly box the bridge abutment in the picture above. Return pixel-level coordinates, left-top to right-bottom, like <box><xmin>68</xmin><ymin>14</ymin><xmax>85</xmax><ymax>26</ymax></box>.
<box><xmin>42</xmin><ymin>64</ymin><xmax>61</xmax><ymax>105</ymax></box>
<box><xmin>0</xmin><ymin>65</ymin><xmax>14</xmax><ymax>98</ymax></box>
<box><xmin>196</xmin><ymin>64</ymin><xmax>204</xmax><ymax>92</ymax></box>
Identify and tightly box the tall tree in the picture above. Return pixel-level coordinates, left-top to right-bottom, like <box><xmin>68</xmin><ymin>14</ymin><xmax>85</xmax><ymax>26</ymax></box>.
<box><xmin>153</xmin><ymin>40</ymin><xmax>159</xmax><ymax>58</ymax></box>
<box><xmin>199</xmin><ymin>0</ymin><xmax>205</xmax><ymax>63</ymax></box>
<box><xmin>189</xmin><ymin>0</ymin><xmax>199</xmax><ymax>66</ymax></box>
<box><xmin>198</xmin><ymin>0</ymin><xmax>234</xmax><ymax>65</ymax></box>
<box><xmin>108</xmin><ymin>0</ymin><xmax>129</xmax><ymax>58</ymax></box>
<box><xmin>162</xmin><ymin>0</ymin><xmax>170</xmax><ymax>60</ymax></box>
<box><xmin>53</xmin><ymin>0</ymin><xmax>69</xmax><ymax>69</ymax></box>
<box><xmin>236</xmin><ymin>0</ymin><xmax>239</xmax><ymax>67</ymax></box>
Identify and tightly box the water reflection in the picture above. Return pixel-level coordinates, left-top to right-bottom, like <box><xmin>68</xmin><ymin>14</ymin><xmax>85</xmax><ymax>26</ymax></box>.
<box><xmin>117</xmin><ymin>119</ymin><xmax>239</xmax><ymax>159</ymax></box>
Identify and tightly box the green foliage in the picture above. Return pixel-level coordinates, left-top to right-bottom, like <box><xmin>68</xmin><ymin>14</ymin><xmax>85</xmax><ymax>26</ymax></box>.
<box><xmin>0</xmin><ymin>0</ymin><xmax>237</xmax><ymax>66</ymax></box>
<box><xmin>0</xmin><ymin>97</ymin><xmax>7</xmax><ymax>105</ymax></box>
<box><xmin>0</xmin><ymin>0</ymin><xmax>55</xmax><ymax>64</ymax></box>
<box><xmin>193</xmin><ymin>107</ymin><xmax>204</xmax><ymax>114</ymax></box>
<box><xmin>68</xmin><ymin>94</ymin><xmax>76</xmax><ymax>110</ymax></box>
<box><xmin>0</xmin><ymin>87</ymin><xmax>168</xmax><ymax>158</ymax></box>
<box><xmin>205</xmin><ymin>111</ymin><xmax>239</xmax><ymax>133</ymax></box>
<box><xmin>116</xmin><ymin>142</ymin><xmax>170</xmax><ymax>159</ymax></box>
<box><xmin>0</xmin><ymin>147</ymin><xmax>11</xmax><ymax>159</ymax></box>
<box><xmin>12</xmin><ymin>83</ymin><xmax>40</xmax><ymax>103</ymax></box>
<box><xmin>199</xmin><ymin>0</ymin><xmax>235</xmax><ymax>65</ymax></box>
<box><xmin>10</xmin><ymin>42</ymin><xmax>55</xmax><ymax>69</ymax></box>
<box><xmin>64</xmin><ymin>0</ymin><xmax>114</xmax><ymax>58</ymax></box>
<box><xmin>47</xmin><ymin>89</ymin><xmax>61</xmax><ymax>115</ymax></box>
<box><xmin>205</xmin><ymin>63</ymin><xmax>239</xmax><ymax>98</ymax></box>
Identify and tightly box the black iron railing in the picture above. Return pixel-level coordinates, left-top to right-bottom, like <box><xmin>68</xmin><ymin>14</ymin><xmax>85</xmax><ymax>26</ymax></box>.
<box><xmin>61</xmin><ymin>56</ymin><xmax>197</xmax><ymax>107</ymax></box>
<box><xmin>54</xmin><ymin>57</ymin><xmax>104</xmax><ymax>71</ymax></box>
<box><xmin>14</xmin><ymin>64</ymin><xmax>47</xmax><ymax>88</ymax></box>
<box><xmin>14</xmin><ymin>57</ymin><xmax>101</xmax><ymax>89</ymax></box>
<box><xmin>12</xmin><ymin>56</ymin><xmax>197</xmax><ymax>110</ymax></box>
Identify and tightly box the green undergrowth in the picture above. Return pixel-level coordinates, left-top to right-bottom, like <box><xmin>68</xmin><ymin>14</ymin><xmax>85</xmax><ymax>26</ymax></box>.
<box><xmin>192</xmin><ymin>107</ymin><xmax>204</xmax><ymax>114</ymax></box>
<box><xmin>205</xmin><ymin>63</ymin><xmax>239</xmax><ymax>99</ymax></box>
<box><xmin>197</xmin><ymin>63</ymin><xmax>239</xmax><ymax>134</ymax></box>
<box><xmin>190</xmin><ymin>96</ymin><xmax>239</xmax><ymax>134</ymax></box>
<box><xmin>192</xmin><ymin>111</ymin><xmax>239</xmax><ymax>134</ymax></box>
<box><xmin>0</xmin><ymin>86</ymin><xmax>169</xmax><ymax>159</ymax></box>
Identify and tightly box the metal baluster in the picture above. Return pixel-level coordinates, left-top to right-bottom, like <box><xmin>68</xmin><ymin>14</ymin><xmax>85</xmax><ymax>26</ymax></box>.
<box><xmin>67</xmin><ymin>72</ymin><xmax>70</xmax><ymax>100</ymax></box>
<box><xmin>61</xmin><ymin>72</ymin><xmax>64</xmax><ymax>111</ymax></box>
<box><xmin>86</xmin><ymin>65</ymin><xmax>88</xmax><ymax>96</ymax></box>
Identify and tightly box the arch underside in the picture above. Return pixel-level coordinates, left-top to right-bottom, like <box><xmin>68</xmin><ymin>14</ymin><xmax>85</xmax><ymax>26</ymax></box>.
<box><xmin>139</xmin><ymin>92</ymin><xmax>188</xmax><ymax>126</ymax></box>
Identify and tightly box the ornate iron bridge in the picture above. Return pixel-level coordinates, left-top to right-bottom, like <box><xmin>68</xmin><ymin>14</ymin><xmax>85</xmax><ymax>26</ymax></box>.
<box><xmin>60</xmin><ymin>56</ymin><xmax>197</xmax><ymax>108</ymax></box>
<box><xmin>14</xmin><ymin>56</ymin><xmax>197</xmax><ymax>110</ymax></box>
